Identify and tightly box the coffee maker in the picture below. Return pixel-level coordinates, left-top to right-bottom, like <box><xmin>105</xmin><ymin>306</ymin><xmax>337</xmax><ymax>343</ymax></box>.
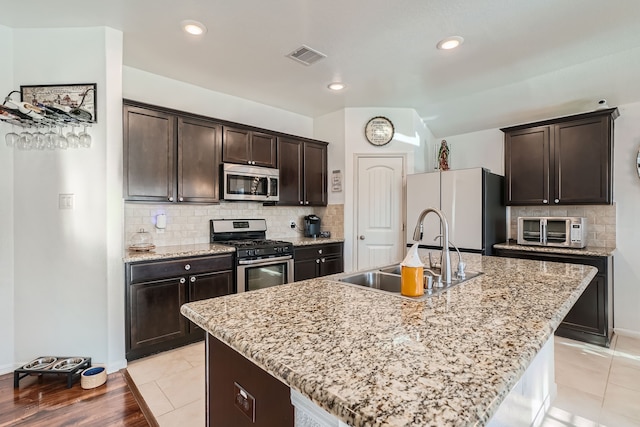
<box><xmin>303</xmin><ymin>215</ymin><xmax>321</xmax><ymax>238</ymax></box>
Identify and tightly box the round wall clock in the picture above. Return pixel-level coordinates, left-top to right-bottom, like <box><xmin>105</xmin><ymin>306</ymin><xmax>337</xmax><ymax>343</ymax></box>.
<box><xmin>364</xmin><ymin>116</ymin><xmax>394</xmax><ymax>146</ymax></box>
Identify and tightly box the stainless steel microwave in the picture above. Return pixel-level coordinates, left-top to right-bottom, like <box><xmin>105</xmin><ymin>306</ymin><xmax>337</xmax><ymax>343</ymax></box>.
<box><xmin>221</xmin><ymin>163</ymin><xmax>279</xmax><ymax>202</ymax></box>
<box><xmin>517</xmin><ymin>217</ymin><xmax>587</xmax><ymax>248</ymax></box>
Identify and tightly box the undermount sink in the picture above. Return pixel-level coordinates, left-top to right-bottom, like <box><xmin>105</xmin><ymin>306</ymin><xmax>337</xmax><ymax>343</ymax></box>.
<box><xmin>336</xmin><ymin>264</ymin><xmax>482</xmax><ymax>300</ymax></box>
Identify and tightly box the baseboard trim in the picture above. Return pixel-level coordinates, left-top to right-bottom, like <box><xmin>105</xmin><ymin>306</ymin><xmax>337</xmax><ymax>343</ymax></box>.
<box><xmin>122</xmin><ymin>369</ymin><xmax>160</xmax><ymax>427</ymax></box>
<box><xmin>613</xmin><ymin>328</ymin><xmax>640</xmax><ymax>339</ymax></box>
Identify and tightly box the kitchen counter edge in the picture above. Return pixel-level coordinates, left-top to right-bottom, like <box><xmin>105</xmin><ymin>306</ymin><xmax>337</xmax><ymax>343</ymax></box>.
<box><xmin>494</xmin><ymin>241</ymin><xmax>615</xmax><ymax>257</ymax></box>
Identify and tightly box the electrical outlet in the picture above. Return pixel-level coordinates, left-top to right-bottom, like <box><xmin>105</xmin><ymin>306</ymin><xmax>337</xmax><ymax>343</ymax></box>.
<box><xmin>290</xmin><ymin>220</ymin><xmax>296</xmax><ymax>229</ymax></box>
<box><xmin>234</xmin><ymin>382</ymin><xmax>255</xmax><ymax>422</ymax></box>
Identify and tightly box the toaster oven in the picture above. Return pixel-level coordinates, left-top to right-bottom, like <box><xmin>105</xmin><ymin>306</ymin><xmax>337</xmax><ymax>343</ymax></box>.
<box><xmin>517</xmin><ymin>217</ymin><xmax>587</xmax><ymax>248</ymax></box>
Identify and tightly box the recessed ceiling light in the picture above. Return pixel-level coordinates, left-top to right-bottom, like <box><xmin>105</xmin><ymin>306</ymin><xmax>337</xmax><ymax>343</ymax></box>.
<box><xmin>327</xmin><ymin>82</ymin><xmax>346</xmax><ymax>91</ymax></box>
<box><xmin>181</xmin><ymin>20</ymin><xmax>207</xmax><ymax>36</ymax></box>
<box><xmin>437</xmin><ymin>36</ymin><xmax>464</xmax><ymax>50</ymax></box>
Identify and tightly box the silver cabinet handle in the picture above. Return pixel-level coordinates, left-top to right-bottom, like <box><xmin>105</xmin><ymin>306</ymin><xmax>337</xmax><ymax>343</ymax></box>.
<box><xmin>542</xmin><ymin>199</ymin><xmax>548</xmax><ymax>204</ymax></box>
<box><xmin>554</xmin><ymin>199</ymin><xmax>559</xmax><ymax>203</ymax></box>
<box><xmin>168</xmin><ymin>196</ymin><xmax>174</xmax><ymax>202</ymax></box>
<box><xmin>321</xmin><ymin>258</ymin><xmax>326</xmax><ymax>263</ymax></box>
<box><xmin>299</xmin><ymin>201</ymin><xmax>303</xmax><ymax>205</ymax></box>
<box><xmin>316</xmin><ymin>259</ymin><xmax>320</xmax><ymax>264</ymax></box>
<box><xmin>318</xmin><ymin>249</ymin><xmax>323</xmax><ymax>254</ymax></box>
<box><xmin>190</xmin><ymin>276</ymin><xmax>196</xmax><ymax>283</ymax></box>
<box><xmin>305</xmin><ymin>201</ymin><xmax>309</xmax><ymax>205</ymax></box>
<box><xmin>179</xmin><ymin>197</ymin><xmax>184</xmax><ymax>202</ymax></box>
<box><xmin>184</xmin><ymin>264</ymin><xmax>191</xmax><ymax>271</ymax></box>
<box><xmin>179</xmin><ymin>278</ymin><xmax>186</xmax><ymax>284</ymax></box>
<box><xmin>359</xmin><ymin>235</ymin><xmax>365</xmax><ymax>240</ymax></box>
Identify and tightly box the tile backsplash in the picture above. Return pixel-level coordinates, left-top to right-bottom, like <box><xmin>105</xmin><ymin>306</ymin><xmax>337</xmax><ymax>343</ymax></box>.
<box><xmin>509</xmin><ymin>204</ymin><xmax>616</xmax><ymax>248</ymax></box>
<box><xmin>125</xmin><ymin>202</ymin><xmax>344</xmax><ymax>247</ymax></box>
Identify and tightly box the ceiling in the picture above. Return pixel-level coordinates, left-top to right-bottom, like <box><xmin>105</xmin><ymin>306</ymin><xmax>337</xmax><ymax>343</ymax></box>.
<box><xmin>3</xmin><ymin>0</ymin><xmax>640</xmax><ymax>137</ymax></box>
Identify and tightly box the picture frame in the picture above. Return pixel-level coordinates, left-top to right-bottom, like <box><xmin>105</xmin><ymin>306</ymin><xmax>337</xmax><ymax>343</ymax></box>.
<box><xmin>20</xmin><ymin>83</ymin><xmax>97</xmax><ymax>123</ymax></box>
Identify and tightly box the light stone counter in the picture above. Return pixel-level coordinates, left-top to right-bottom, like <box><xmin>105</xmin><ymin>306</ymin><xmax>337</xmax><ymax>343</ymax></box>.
<box><xmin>123</xmin><ymin>243</ymin><xmax>235</xmax><ymax>263</ymax></box>
<box><xmin>181</xmin><ymin>255</ymin><xmax>596</xmax><ymax>426</ymax></box>
<box><xmin>288</xmin><ymin>236</ymin><xmax>345</xmax><ymax>246</ymax></box>
<box><xmin>494</xmin><ymin>241</ymin><xmax>615</xmax><ymax>257</ymax></box>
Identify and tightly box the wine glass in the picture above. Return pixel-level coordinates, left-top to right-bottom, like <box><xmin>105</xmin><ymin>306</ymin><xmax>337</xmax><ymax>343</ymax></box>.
<box><xmin>17</xmin><ymin>130</ymin><xmax>34</xmax><ymax>150</ymax></box>
<box><xmin>33</xmin><ymin>127</ymin><xmax>46</xmax><ymax>150</ymax></box>
<box><xmin>5</xmin><ymin>126</ymin><xmax>19</xmax><ymax>147</ymax></box>
<box><xmin>79</xmin><ymin>126</ymin><xmax>92</xmax><ymax>148</ymax></box>
<box><xmin>66</xmin><ymin>126</ymin><xmax>80</xmax><ymax>148</ymax></box>
<box><xmin>45</xmin><ymin>126</ymin><xmax>57</xmax><ymax>150</ymax></box>
<box><xmin>56</xmin><ymin>127</ymin><xmax>68</xmax><ymax>150</ymax></box>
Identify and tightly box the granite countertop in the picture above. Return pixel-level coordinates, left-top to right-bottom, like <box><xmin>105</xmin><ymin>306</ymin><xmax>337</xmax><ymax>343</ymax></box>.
<box><xmin>123</xmin><ymin>237</ymin><xmax>345</xmax><ymax>263</ymax></box>
<box><xmin>494</xmin><ymin>240</ymin><xmax>615</xmax><ymax>257</ymax></box>
<box><xmin>123</xmin><ymin>243</ymin><xmax>236</xmax><ymax>263</ymax></box>
<box><xmin>181</xmin><ymin>254</ymin><xmax>596</xmax><ymax>427</ymax></box>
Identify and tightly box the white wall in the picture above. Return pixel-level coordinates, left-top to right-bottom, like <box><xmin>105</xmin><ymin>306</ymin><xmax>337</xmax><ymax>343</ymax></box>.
<box><xmin>340</xmin><ymin>107</ymin><xmax>431</xmax><ymax>272</ymax></box>
<box><xmin>442</xmin><ymin>104</ymin><xmax>640</xmax><ymax>337</ymax></box>
<box><xmin>123</xmin><ymin>67</ymin><xmax>314</xmax><ymax>138</ymax></box>
<box><xmin>0</xmin><ymin>24</ymin><xmax>15</xmax><ymax>374</ymax></box>
<box><xmin>11</xmin><ymin>27</ymin><xmax>124</xmax><ymax>372</ymax></box>
<box><xmin>611</xmin><ymin>102</ymin><xmax>640</xmax><ymax>337</ymax></box>
<box><xmin>433</xmin><ymin>128</ymin><xmax>504</xmax><ymax>175</ymax></box>
<box><xmin>314</xmin><ymin>110</ymin><xmax>346</xmax><ymax>205</ymax></box>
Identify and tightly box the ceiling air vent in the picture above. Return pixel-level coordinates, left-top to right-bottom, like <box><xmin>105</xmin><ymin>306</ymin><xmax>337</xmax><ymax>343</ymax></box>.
<box><xmin>287</xmin><ymin>45</ymin><xmax>327</xmax><ymax>66</ymax></box>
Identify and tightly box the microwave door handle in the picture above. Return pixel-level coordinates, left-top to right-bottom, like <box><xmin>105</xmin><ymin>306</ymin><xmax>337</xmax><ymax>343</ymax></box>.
<box><xmin>266</xmin><ymin>176</ymin><xmax>271</xmax><ymax>198</ymax></box>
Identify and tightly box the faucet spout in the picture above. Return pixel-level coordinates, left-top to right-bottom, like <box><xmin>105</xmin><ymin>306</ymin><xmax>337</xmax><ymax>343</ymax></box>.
<box><xmin>412</xmin><ymin>207</ymin><xmax>452</xmax><ymax>284</ymax></box>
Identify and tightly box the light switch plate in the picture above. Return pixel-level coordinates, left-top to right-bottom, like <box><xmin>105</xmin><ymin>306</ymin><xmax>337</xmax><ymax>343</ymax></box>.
<box><xmin>59</xmin><ymin>193</ymin><xmax>74</xmax><ymax>210</ymax></box>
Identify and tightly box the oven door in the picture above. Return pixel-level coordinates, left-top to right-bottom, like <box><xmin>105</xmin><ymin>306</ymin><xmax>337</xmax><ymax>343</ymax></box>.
<box><xmin>236</xmin><ymin>255</ymin><xmax>294</xmax><ymax>293</ymax></box>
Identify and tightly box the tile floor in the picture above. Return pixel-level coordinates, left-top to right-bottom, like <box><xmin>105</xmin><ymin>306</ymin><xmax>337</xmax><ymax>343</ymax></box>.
<box><xmin>128</xmin><ymin>335</ymin><xmax>640</xmax><ymax>427</ymax></box>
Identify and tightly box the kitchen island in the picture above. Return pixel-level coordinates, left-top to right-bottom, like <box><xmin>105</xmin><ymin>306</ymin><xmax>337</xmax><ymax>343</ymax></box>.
<box><xmin>181</xmin><ymin>254</ymin><xmax>596</xmax><ymax>426</ymax></box>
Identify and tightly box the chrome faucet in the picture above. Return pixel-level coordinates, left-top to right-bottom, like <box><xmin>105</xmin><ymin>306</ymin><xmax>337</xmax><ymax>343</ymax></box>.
<box><xmin>412</xmin><ymin>207</ymin><xmax>452</xmax><ymax>284</ymax></box>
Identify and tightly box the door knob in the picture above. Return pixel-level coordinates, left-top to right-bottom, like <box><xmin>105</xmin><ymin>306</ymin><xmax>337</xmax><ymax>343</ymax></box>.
<box><xmin>359</xmin><ymin>235</ymin><xmax>365</xmax><ymax>240</ymax></box>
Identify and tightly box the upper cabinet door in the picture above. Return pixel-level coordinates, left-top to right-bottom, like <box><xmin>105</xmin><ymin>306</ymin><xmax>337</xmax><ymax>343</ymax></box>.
<box><xmin>278</xmin><ymin>137</ymin><xmax>304</xmax><ymax>205</ymax></box>
<box><xmin>177</xmin><ymin>117</ymin><xmax>222</xmax><ymax>203</ymax></box>
<box><xmin>504</xmin><ymin>126</ymin><xmax>551</xmax><ymax>205</ymax></box>
<box><xmin>222</xmin><ymin>127</ymin><xmax>277</xmax><ymax>168</ymax></box>
<box><xmin>554</xmin><ymin>116</ymin><xmax>612</xmax><ymax>204</ymax></box>
<box><xmin>303</xmin><ymin>141</ymin><xmax>327</xmax><ymax>206</ymax></box>
<box><xmin>250</xmin><ymin>132</ymin><xmax>277</xmax><ymax>168</ymax></box>
<box><xmin>222</xmin><ymin>127</ymin><xmax>251</xmax><ymax>165</ymax></box>
<box><xmin>124</xmin><ymin>105</ymin><xmax>176</xmax><ymax>202</ymax></box>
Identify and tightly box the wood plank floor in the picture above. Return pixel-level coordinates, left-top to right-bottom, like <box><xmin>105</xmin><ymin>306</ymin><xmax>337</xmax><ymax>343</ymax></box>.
<box><xmin>0</xmin><ymin>369</ymin><xmax>154</xmax><ymax>426</ymax></box>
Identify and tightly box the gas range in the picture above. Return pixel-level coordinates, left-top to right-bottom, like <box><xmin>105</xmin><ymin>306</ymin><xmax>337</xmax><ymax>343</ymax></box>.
<box><xmin>210</xmin><ymin>219</ymin><xmax>293</xmax><ymax>261</ymax></box>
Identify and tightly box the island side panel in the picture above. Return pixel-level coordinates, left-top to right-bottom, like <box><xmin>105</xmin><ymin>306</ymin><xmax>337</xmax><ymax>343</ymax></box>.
<box><xmin>207</xmin><ymin>333</ymin><xmax>294</xmax><ymax>427</ymax></box>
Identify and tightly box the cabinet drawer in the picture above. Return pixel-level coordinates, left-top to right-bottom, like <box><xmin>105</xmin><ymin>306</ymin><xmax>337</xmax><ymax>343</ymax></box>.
<box><xmin>129</xmin><ymin>254</ymin><xmax>234</xmax><ymax>283</ymax></box>
<box><xmin>294</xmin><ymin>243</ymin><xmax>343</xmax><ymax>261</ymax></box>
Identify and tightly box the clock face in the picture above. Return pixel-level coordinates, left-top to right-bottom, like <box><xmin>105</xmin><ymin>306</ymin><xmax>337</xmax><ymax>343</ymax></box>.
<box><xmin>365</xmin><ymin>116</ymin><xmax>394</xmax><ymax>146</ymax></box>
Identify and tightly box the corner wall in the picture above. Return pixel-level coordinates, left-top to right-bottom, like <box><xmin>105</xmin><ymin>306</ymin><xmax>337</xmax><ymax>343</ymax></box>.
<box><xmin>12</xmin><ymin>27</ymin><xmax>124</xmax><ymax>370</ymax></box>
<box><xmin>0</xmin><ymin>24</ymin><xmax>15</xmax><ymax>374</ymax></box>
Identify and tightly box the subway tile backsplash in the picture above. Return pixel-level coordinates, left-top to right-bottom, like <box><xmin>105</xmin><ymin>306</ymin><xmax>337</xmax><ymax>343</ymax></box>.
<box><xmin>509</xmin><ymin>204</ymin><xmax>616</xmax><ymax>248</ymax></box>
<box><xmin>125</xmin><ymin>202</ymin><xmax>344</xmax><ymax>247</ymax></box>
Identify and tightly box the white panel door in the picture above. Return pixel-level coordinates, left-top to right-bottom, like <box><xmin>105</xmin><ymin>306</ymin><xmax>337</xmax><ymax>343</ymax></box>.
<box><xmin>440</xmin><ymin>168</ymin><xmax>483</xmax><ymax>251</ymax></box>
<box><xmin>405</xmin><ymin>171</ymin><xmax>441</xmax><ymax>245</ymax></box>
<box><xmin>356</xmin><ymin>157</ymin><xmax>404</xmax><ymax>271</ymax></box>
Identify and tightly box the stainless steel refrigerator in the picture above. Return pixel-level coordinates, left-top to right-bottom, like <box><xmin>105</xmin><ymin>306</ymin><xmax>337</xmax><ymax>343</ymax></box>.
<box><xmin>405</xmin><ymin>167</ymin><xmax>506</xmax><ymax>255</ymax></box>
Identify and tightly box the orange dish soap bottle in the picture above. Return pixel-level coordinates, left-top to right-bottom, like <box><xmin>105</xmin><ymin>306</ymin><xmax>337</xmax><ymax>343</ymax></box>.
<box><xmin>400</xmin><ymin>243</ymin><xmax>424</xmax><ymax>297</ymax></box>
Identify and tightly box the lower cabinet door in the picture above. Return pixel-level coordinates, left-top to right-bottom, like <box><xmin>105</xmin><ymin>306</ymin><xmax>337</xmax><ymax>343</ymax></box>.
<box><xmin>188</xmin><ymin>270</ymin><xmax>234</xmax><ymax>333</ymax></box>
<box><xmin>294</xmin><ymin>259</ymin><xmax>319</xmax><ymax>281</ymax></box>
<box><xmin>130</xmin><ymin>277</ymin><xmax>187</xmax><ymax>350</ymax></box>
<box><xmin>320</xmin><ymin>256</ymin><xmax>344</xmax><ymax>276</ymax></box>
<box><xmin>561</xmin><ymin>275</ymin><xmax>605</xmax><ymax>335</ymax></box>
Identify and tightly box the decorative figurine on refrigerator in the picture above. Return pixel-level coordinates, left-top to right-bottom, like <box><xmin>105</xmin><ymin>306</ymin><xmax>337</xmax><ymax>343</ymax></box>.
<box><xmin>438</xmin><ymin>139</ymin><xmax>450</xmax><ymax>171</ymax></box>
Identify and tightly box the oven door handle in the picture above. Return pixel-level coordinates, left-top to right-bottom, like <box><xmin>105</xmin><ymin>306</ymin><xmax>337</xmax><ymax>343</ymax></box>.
<box><xmin>237</xmin><ymin>255</ymin><xmax>293</xmax><ymax>265</ymax></box>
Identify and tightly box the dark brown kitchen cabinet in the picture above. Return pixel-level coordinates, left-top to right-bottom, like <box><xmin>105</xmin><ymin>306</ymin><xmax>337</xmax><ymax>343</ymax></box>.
<box><xmin>294</xmin><ymin>242</ymin><xmax>343</xmax><ymax>281</ymax></box>
<box><xmin>208</xmin><ymin>334</ymin><xmax>294</xmax><ymax>427</ymax></box>
<box><xmin>123</xmin><ymin>105</ymin><xmax>175</xmax><ymax>202</ymax></box>
<box><xmin>126</xmin><ymin>253</ymin><xmax>234</xmax><ymax>360</ymax></box>
<box><xmin>278</xmin><ymin>137</ymin><xmax>328</xmax><ymax>206</ymax></box>
<box><xmin>494</xmin><ymin>248</ymin><xmax>612</xmax><ymax>347</ymax></box>
<box><xmin>124</xmin><ymin>100</ymin><xmax>222</xmax><ymax>203</ymax></box>
<box><xmin>502</xmin><ymin>108</ymin><xmax>618</xmax><ymax>206</ymax></box>
<box><xmin>222</xmin><ymin>126</ymin><xmax>277</xmax><ymax>168</ymax></box>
